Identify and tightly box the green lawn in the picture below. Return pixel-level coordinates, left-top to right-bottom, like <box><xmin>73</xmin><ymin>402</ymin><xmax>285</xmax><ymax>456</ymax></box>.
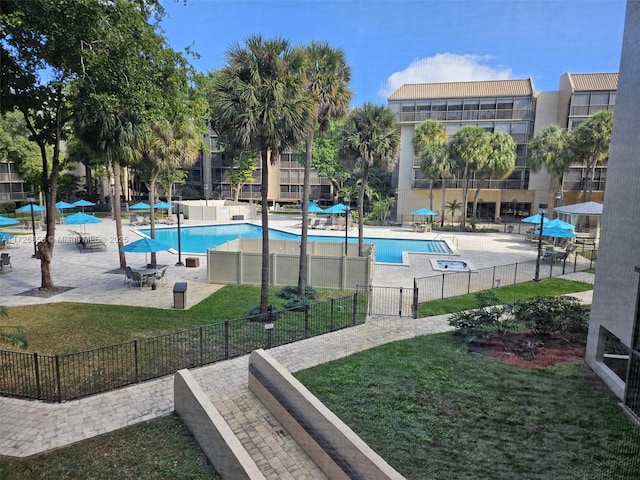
<box><xmin>0</xmin><ymin>415</ymin><xmax>219</xmax><ymax>480</ymax></box>
<box><xmin>295</xmin><ymin>333</ymin><xmax>640</xmax><ymax>480</ymax></box>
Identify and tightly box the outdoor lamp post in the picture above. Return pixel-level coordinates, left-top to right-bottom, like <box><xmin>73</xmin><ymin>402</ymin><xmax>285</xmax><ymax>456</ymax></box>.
<box><xmin>28</xmin><ymin>197</ymin><xmax>37</xmax><ymax>258</ymax></box>
<box><xmin>533</xmin><ymin>203</ymin><xmax>548</xmax><ymax>282</ymax></box>
<box><xmin>344</xmin><ymin>202</ymin><xmax>350</xmax><ymax>255</ymax></box>
<box><xmin>175</xmin><ymin>196</ymin><xmax>183</xmax><ymax>266</ymax></box>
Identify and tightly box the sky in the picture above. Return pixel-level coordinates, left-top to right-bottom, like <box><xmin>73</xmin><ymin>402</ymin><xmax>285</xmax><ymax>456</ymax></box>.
<box><xmin>159</xmin><ymin>0</ymin><xmax>627</xmax><ymax>106</ymax></box>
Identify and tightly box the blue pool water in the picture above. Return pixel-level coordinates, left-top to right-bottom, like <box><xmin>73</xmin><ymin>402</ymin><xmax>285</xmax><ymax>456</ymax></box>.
<box><xmin>141</xmin><ymin>224</ymin><xmax>451</xmax><ymax>264</ymax></box>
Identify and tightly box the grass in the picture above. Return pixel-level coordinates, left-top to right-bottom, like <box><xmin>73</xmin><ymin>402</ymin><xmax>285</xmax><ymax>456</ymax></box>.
<box><xmin>0</xmin><ymin>415</ymin><xmax>219</xmax><ymax>480</ymax></box>
<box><xmin>295</xmin><ymin>333</ymin><xmax>640</xmax><ymax>480</ymax></box>
<box><xmin>418</xmin><ymin>277</ymin><xmax>593</xmax><ymax>317</ymax></box>
<box><xmin>2</xmin><ymin>285</ymin><xmax>353</xmax><ymax>353</ymax></box>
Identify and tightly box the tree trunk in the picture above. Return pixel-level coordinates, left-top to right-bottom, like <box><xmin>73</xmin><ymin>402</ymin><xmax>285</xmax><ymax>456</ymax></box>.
<box><xmin>112</xmin><ymin>159</ymin><xmax>127</xmax><ymax>270</ymax></box>
<box><xmin>440</xmin><ymin>178</ymin><xmax>447</xmax><ymax>227</ymax></box>
<box><xmin>297</xmin><ymin>135</ymin><xmax>313</xmax><ymax>295</ymax></box>
<box><xmin>460</xmin><ymin>165</ymin><xmax>469</xmax><ymax>231</ymax></box>
<box><xmin>260</xmin><ymin>147</ymin><xmax>270</xmax><ymax>313</ymax></box>
<box><xmin>358</xmin><ymin>161</ymin><xmax>369</xmax><ymax>256</ymax></box>
<box><xmin>429</xmin><ymin>180</ymin><xmax>434</xmax><ymax>212</ymax></box>
<box><xmin>472</xmin><ymin>184</ymin><xmax>481</xmax><ymax>219</ymax></box>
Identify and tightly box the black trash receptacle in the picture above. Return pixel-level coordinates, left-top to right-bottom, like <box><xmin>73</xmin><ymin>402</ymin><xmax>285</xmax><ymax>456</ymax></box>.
<box><xmin>173</xmin><ymin>282</ymin><xmax>187</xmax><ymax>309</ymax></box>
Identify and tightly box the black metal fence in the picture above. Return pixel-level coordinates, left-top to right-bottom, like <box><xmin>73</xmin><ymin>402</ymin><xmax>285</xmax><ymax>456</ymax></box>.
<box><xmin>357</xmin><ymin>248</ymin><xmax>596</xmax><ymax>318</ymax></box>
<box><xmin>0</xmin><ymin>294</ymin><xmax>362</xmax><ymax>403</ymax></box>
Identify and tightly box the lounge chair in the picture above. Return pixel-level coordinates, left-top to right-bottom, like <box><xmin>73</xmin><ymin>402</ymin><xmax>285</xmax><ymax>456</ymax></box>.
<box><xmin>77</xmin><ymin>233</ymin><xmax>106</xmax><ymax>252</ymax></box>
<box><xmin>552</xmin><ymin>243</ymin><xmax>578</xmax><ymax>263</ymax></box>
<box><xmin>1</xmin><ymin>253</ymin><xmax>12</xmax><ymax>271</ymax></box>
<box><xmin>309</xmin><ymin>219</ymin><xmax>322</xmax><ymax>229</ymax></box>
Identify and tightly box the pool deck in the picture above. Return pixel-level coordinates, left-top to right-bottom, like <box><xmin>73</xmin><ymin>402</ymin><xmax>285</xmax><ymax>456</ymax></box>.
<box><xmin>0</xmin><ymin>215</ymin><xmax>587</xmax><ymax>308</ymax></box>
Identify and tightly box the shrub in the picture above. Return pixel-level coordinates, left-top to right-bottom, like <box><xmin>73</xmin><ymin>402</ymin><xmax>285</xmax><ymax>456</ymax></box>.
<box><xmin>0</xmin><ymin>202</ymin><xmax>16</xmax><ymax>215</ymax></box>
<box><xmin>511</xmin><ymin>296</ymin><xmax>589</xmax><ymax>335</ymax></box>
<box><xmin>276</xmin><ymin>285</ymin><xmax>317</xmax><ymax>300</ymax></box>
<box><xmin>448</xmin><ymin>303</ymin><xmax>522</xmax><ymax>344</ymax></box>
<box><xmin>245</xmin><ymin>304</ymin><xmax>283</xmax><ymax>322</ymax></box>
<box><xmin>285</xmin><ymin>296</ymin><xmax>311</xmax><ymax>312</ymax></box>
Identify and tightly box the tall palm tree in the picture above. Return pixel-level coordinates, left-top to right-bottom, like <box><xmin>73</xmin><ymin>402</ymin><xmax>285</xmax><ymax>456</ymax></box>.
<box><xmin>413</xmin><ymin>120</ymin><xmax>447</xmax><ymax>212</ymax></box>
<box><xmin>419</xmin><ymin>141</ymin><xmax>452</xmax><ymax>227</ymax></box>
<box><xmin>527</xmin><ymin>124</ymin><xmax>572</xmax><ymax>203</ymax></box>
<box><xmin>472</xmin><ymin>131</ymin><xmax>516</xmax><ymax>218</ymax></box>
<box><xmin>568</xmin><ymin>110</ymin><xmax>613</xmax><ymax>202</ymax></box>
<box><xmin>298</xmin><ymin>42</ymin><xmax>352</xmax><ymax>296</ymax></box>
<box><xmin>448</xmin><ymin>126</ymin><xmax>491</xmax><ymax>231</ymax></box>
<box><xmin>210</xmin><ymin>36</ymin><xmax>314</xmax><ymax>313</ymax></box>
<box><xmin>74</xmin><ymin>110</ymin><xmax>140</xmax><ymax>270</ymax></box>
<box><xmin>136</xmin><ymin>118</ymin><xmax>201</xmax><ymax>266</ymax></box>
<box><xmin>341</xmin><ymin>104</ymin><xmax>400</xmax><ymax>256</ymax></box>
<box><xmin>446</xmin><ymin>199</ymin><xmax>462</xmax><ymax>225</ymax></box>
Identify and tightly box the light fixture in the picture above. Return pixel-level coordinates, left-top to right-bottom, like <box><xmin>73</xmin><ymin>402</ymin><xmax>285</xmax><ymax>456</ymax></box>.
<box><xmin>533</xmin><ymin>203</ymin><xmax>548</xmax><ymax>282</ymax></box>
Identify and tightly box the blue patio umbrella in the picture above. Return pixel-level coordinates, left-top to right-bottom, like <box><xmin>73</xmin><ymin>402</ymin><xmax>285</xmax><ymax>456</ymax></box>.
<box><xmin>0</xmin><ymin>232</ymin><xmax>14</xmax><ymax>241</ymax></box>
<box><xmin>154</xmin><ymin>201</ymin><xmax>173</xmax><ymax>209</ymax></box>
<box><xmin>534</xmin><ymin>225</ymin><xmax>577</xmax><ymax>238</ymax></box>
<box><xmin>63</xmin><ymin>211</ymin><xmax>102</xmax><ymax>233</ymax></box>
<box><xmin>323</xmin><ymin>203</ymin><xmax>347</xmax><ymax>214</ymax></box>
<box><xmin>55</xmin><ymin>201</ymin><xmax>75</xmax><ymax>209</ymax></box>
<box><xmin>521</xmin><ymin>213</ymin><xmax>550</xmax><ymax>225</ymax></box>
<box><xmin>130</xmin><ymin>202</ymin><xmax>151</xmax><ymax>210</ymax></box>
<box><xmin>0</xmin><ymin>215</ymin><xmax>19</xmax><ymax>226</ymax></box>
<box><xmin>412</xmin><ymin>208</ymin><xmax>436</xmax><ymax>216</ymax></box>
<box><xmin>72</xmin><ymin>199</ymin><xmax>96</xmax><ymax>213</ymax></box>
<box><xmin>16</xmin><ymin>203</ymin><xmax>45</xmax><ymax>212</ymax></box>
<box><xmin>545</xmin><ymin>218</ymin><xmax>575</xmax><ymax>230</ymax></box>
<box><xmin>120</xmin><ymin>237</ymin><xmax>172</xmax><ymax>265</ymax></box>
<box><xmin>308</xmin><ymin>203</ymin><xmax>326</xmax><ymax>214</ymax></box>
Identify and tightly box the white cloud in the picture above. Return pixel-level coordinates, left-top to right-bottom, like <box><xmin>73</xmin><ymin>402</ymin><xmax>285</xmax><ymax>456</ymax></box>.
<box><xmin>379</xmin><ymin>53</ymin><xmax>513</xmax><ymax>99</ymax></box>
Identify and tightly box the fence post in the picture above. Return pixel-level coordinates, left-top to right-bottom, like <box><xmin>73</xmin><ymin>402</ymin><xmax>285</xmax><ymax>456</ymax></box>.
<box><xmin>412</xmin><ymin>286</ymin><xmax>418</xmax><ymax>319</ymax></box>
<box><xmin>491</xmin><ymin>266</ymin><xmax>496</xmax><ymax>289</ymax></box>
<box><xmin>199</xmin><ymin>326</ymin><xmax>204</xmax><ymax>366</ymax></box>
<box><xmin>468</xmin><ymin>270</ymin><xmax>472</xmax><ymax>294</ymax></box>
<box><xmin>441</xmin><ymin>273</ymin><xmax>445</xmax><ymax>299</ymax></box>
<box><xmin>352</xmin><ymin>291</ymin><xmax>358</xmax><ymax>326</ymax></box>
<box><xmin>304</xmin><ymin>307</ymin><xmax>310</xmax><ymax>338</ymax></box>
<box><xmin>330</xmin><ymin>298</ymin><xmax>335</xmax><ymax>331</ymax></box>
<box><xmin>398</xmin><ymin>287</ymin><xmax>403</xmax><ymax>316</ymax></box>
<box><xmin>33</xmin><ymin>352</ymin><xmax>41</xmax><ymax>400</ymax></box>
<box><xmin>224</xmin><ymin>320</ymin><xmax>230</xmax><ymax>360</ymax></box>
<box><xmin>55</xmin><ymin>354</ymin><xmax>62</xmax><ymax>403</ymax></box>
<box><xmin>514</xmin><ymin>262</ymin><xmax>518</xmax><ymax>285</ymax></box>
<box><xmin>134</xmin><ymin>340</ymin><xmax>139</xmax><ymax>383</ymax></box>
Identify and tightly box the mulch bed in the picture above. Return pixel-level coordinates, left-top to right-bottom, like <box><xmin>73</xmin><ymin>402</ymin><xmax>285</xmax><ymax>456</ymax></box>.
<box><xmin>17</xmin><ymin>286</ymin><xmax>75</xmax><ymax>298</ymax></box>
<box><xmin>468</xmin><ymin>332</ymin><xmax>586</xmax><ymax>368</ymax></box>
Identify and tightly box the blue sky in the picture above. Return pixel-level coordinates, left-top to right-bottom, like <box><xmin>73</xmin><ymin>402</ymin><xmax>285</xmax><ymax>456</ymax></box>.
<box><xmin>159</xmin><ymin>0</ymin><xmax>626</xmax><ymax>106</ymax></box>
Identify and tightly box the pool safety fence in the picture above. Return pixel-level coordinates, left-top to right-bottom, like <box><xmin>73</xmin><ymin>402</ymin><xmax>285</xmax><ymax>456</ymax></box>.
<box><xmin>358</xmin><ymin>247</ymin><xmax>595</xmax><ymax>318</ymax></box>
<box><xmin>0</xmin><ymin>294</ymin><xmax>361</xmax><ymax>403</ymax></box>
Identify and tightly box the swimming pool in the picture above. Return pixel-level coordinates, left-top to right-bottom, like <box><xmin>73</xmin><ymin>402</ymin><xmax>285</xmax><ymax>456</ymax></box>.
<box><xmin>430</xmin><ymin>259</ymin><xmax>475</xmax><ymax>272</ymax></box>
<box><xmin>141</xmin><ymin>224</ymin><xmax>452</xmax><ymax>264</ymax></box>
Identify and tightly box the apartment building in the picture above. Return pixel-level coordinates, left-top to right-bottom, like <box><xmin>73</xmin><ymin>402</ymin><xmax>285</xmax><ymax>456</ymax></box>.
<box><xmin>0</xmin><ymin>157</ymin><xmax>31</xmax><ymax>203</ymax></box>
<box><xmin>388</xmin><ymin>73</ymin><xmax>617</xmax><ymax>223</ymax></box>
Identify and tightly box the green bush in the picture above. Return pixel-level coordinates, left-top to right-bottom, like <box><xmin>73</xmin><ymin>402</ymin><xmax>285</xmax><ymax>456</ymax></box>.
<box><xmin>276</xmin><ymin>285</ymin><xmax>317</xmax><ymax>300</ymax></box>
<box><xmin>511</xmin><ymin>295</ymin><xmax>589</xmax><ymax>335</ymax></box>
<box><xmin>448</xmin><ymin>303</ymin><xmax>523</xmax><ymax>344</ymax></box>
<box><xmin>0</xmin><ymin>202</ymin><xmax>16</xmax><ymax>215</ymax></box>
<box><xmin>245</xmin><ymin>304</ymin><xmax>283</xmax><ymax>322</ymax></box>
<box><xmin>284</xmin><ymin>296</ymin><xmax>311</xmax><ymax>312</ymax></box>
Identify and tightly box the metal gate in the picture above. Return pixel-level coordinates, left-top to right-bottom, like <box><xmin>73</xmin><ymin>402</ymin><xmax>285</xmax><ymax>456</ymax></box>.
<box><xmin>356</xmin><ymin>285</ymin><xmax>417</xmax><ymax>318</ymax></box>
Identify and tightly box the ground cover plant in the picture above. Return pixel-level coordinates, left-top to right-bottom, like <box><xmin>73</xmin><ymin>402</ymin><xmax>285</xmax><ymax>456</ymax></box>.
<box><xmin>295</xmin><ymin>333</ymin><xmax>640</xmax><ymax>480</ymax></box>
<box><xmin>0</xmin><ymin>415</ymin><xmax>219</xmax><ymax>480</ymax></box>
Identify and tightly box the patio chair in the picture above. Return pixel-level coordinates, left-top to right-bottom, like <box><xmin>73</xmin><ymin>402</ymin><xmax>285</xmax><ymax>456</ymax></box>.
<box><xmin>129</xmin><ymin>270</ymin><xmax>147</xmax><ymax>288</ymax></box>
<box><xmin>1</xmin><ymin>253</ymin><xmax>12</xmax><ymax>270</ymax></box>
<box><xmin>155</xmin><ymin>266</ymin><xmax>168</xmax><ymax>285</ymax></box>
<box><xmin>553</xmin><ymin>242</ymin><xmax>578</xmax><ymax>263</ymax></box>
<box><xmin>123</xmin><ymin>266</ymin><xmax>134</xmax><ymax>286</ymax></box>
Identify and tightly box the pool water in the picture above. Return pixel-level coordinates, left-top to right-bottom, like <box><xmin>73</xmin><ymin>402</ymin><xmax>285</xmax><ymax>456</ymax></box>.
<box><xmin>430</xmin><ymin>259</ymin><xmax>475</xmax><ymax>271</ymax></box>
<box><xmin>141</xmin><ymin>224</ymin><xmax>451</xmax><ymax>264</ymax></box>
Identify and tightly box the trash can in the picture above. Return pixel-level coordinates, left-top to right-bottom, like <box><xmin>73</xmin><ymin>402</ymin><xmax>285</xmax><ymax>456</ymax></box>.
<box><xmin>173</xmin><ymin>282</ymin><xmax>187</xmax><ymax>309</ymax></box>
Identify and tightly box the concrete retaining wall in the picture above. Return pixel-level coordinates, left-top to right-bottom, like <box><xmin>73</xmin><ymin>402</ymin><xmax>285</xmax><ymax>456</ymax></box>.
<box><xmin>248</xmin><ymin>349</ymin><xmax>405</xmax><ymax>480</ymax></box>
<box><xmin>174</xmin><ymin>369</ymin><xmax>266</xmax><ymax>480</ymax></box>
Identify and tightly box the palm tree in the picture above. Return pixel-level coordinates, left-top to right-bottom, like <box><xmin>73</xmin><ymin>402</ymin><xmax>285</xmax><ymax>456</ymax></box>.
<box><xmin>74</xmin><ymin>110</ymin><xmax>140</xmax><ymax>270</ymax></box>
<box><xmin>419</xmin><ymin>141</ymin><xmax>453</xmax><ymax>227</ymax></box>
<box><xmin>413</xmin><ymin>120</ymin><xmax>447</xmax><ymax>212</ymax></box>
<box><xmin>340</xmin><ymin>104</ymin><xmax>400</xmax><ymax>256</ymax></box>
<box><xmin>527</xmin><ymin>124</ymin><xmax>572</xmax><ymax>204</ymax></box>
<box><xmin>210</xmin><ymin>36</ymin><xmax>314</xmax><ymax>313</ymax></box>
<box><xmin>472</xmin><ymin>131</ymin><xmax>517</xmax><ymax>218</ymax></box>
<box><xmin>448</xmin><ymin>126</ymin><xmax>491</xmax><ymax>231</ymax></box>
<box><xmin>446</xmin><ymin>199</ymin><xmax>462</xmax><ymax>225</ymax></box>
<box><xmin>298</xmin><ymin>42</ymin><xmax>352</xmax><ymax>296</ymax></box>
<box><xmin>568</xmin><ymin>110</ymin><xmax>613</xmax><ymax>202</ymax></box>
<box><xmin>135</xmin><ymin>118</ymin><xmax>201</xmax><ymax>266</ymax></box>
